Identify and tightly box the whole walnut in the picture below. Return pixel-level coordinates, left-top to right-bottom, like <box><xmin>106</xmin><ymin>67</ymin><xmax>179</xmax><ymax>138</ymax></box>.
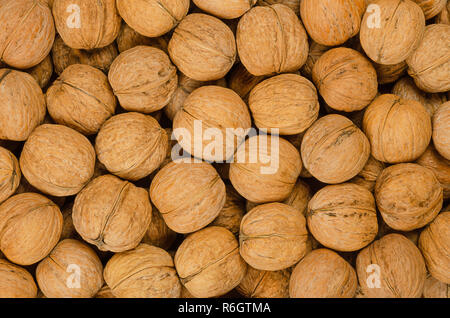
<box><xmin>412</xmin><ymin>0</ymin><xmax>447</xmax><ymax>19</ymax></box>
<box><xmin>211</xmin><ymin>185</ymin><xmax>246</xmax><ymax>236</ymax></box>
<box><xmin>406</xmin><ymin>24</ymin><xmax>450</xmax><ymax>93</ymax></box>
<box><xmin>0</xmin><ymin>259</ymin><xmax>37</xmax><ymax>298</ymax></box>
<box><xmin>116</xmin><ymin>23</ymin><xmax>169</xmax><ymax>53</ymax></box>
<box><xmin>25</xmin><ymin>55</ymin><xmax>53</xmax><ymax>89</ymax></box>
<box><xmin>312</xmin><ymin>47</ymin><xmax>378</xmax><ymax>112</ymax></box>
<box><xmin>193</xmin><ymin>0</ymin><xmax>256</xmax><ymax>19</ymax></box>
<box><xmin>230</xmin><ymin>135</ymin><xmax>302</xmax><ymax>203</ymax></box>
<box><xmin>240</xmin><ymin>203</ymin><xmax>309</xmax><ymax>271</ymax></box>
<box><xmin>236</xmin><ymin>4</ymin><xmax>308</xmax><ymax>76</ymax></box>
<box><xmin>236</xmin><ymin>266</ymin><xmax>290</xmax><ymax>298</ymax></box>
<box><xmin>0</xmin><ymin>147</ymin><xmax>20</xmax><ymax>204</ymax></box>
<box><xmin>95</xmin><ymin>112</ymin><xmax>168</xmax><ymax>181</ymax></box>
<box><xmin>373</xmin><ymin>61</ymin><xmax>408</xmax><ymax>85</ymax></box>
<box><xmin>258</xmin><ymin>0</ymin><xmax>300</xmax><ymax>13</ymax></box>
<box><xmin>173</xmin><ymin>86</ymin><xmax>252</xmax><ymax>162</ymax></box>
<box><xmin>109</xmin><ymin>46</ymin><xmax>177</xmax><ymax>113</ymax></box>
<box><xmin>349</xmin><ymin>156</ymin><xmax>385</xmax><ymax>192</ymax></box>
<box><xmin>0</xmin><ymin>193</ymin><xmax>62</xmax><ymax>265</ymax></box>
<box><xmin>36</xmin><ymin>239</ymin><xmax>103</xmax><ymax>298</ymax></box>
<box><xmin>375</xmin><ymin>163</ymin><xmax>442</xmax><ymax>231</ymax></box>
<box><xmin>20</xmin><ymin>124</ymin><xmax>96</xmax><ymax>197</ymax></box>
<box><xmin>363</xmin><ymin>94</ymin><xmax>432</xmax><ymax>163</ymax></box>
<box><xmin>423</xmin><ymin>275</ymin><xmax>449</xmax><ymax>298</ymax></box>
<box><xmin>248</xmin><ymin>74</ymin><xmax>319</xmax><ymax>135</ymax></box>
<box><xmin>432</xmin><ymin>101</ymin><xmax>450</xmax><ymax>160</ymax></box>
<box><xmin>419</xmin><ymin>212</ymin><xmax>450</xmax><ymax>283</ymax></box>
<box><xmin>169</xmin><ymin>14</ymin><xmax>236</xmax><ymax>81</ymax></box>
<box><xmin>175</xmin><ymin>226</ymin><xmax>247</xmax><ymax>298</ymax></box>
<box><xmin>289</xmin><ymin>249</ymin><xmax>357</xmax><ymax>298</ymax></box>
<box><xmin>46</xmin><ymin>64</ymin><xmax>116</xmax><ymax>135</ymax></box>
<box><xmin>150</xmin><ymin>161</ymin><xmax>226</xmax><ymax>234</ymax></box>
<box><xmin>356</xmin><ymin>233</ymin><xmax>426</xmax><ymax>298</ymax></box>
<box><xmin>73</xmin><ymin>174</ymin><xmax>152</xmax><ymax>252</ymax></box>
<box><xmin>301</xmin><ymin>114</ymin><xmax>370</xmax><ymax>184</ymax></box>
<box><xmin>0</xmin><ymin>0</ymin><xmax>55</xmax><ymax>69</ymax></box>
<box><xmin>301</xmin><ymin>41</ymin><xmax>331</xmax><ymax>79</ymax></box>
<box><xmin>53</xmin><ymin>0</ymin><xmax>121</xmax><ymax>50</ymax></box>
<box><xmin>0</xmin><ymin>69</ymin><xmax>46</xmax><ymax>141</ymax></box>
<box><xmin>116</xmin><ymin>0</ymin><xmax>189</xmax><ymax>38</ymax></box>
<box><xmin>142</xmin><ymin>206</ymin><xmax>177</xmax><ymax>250</ymax></box>
<box><xmin>300</xmin><ymin>0</ymin><xmax>365</xmax><ymax>46</ymax></box>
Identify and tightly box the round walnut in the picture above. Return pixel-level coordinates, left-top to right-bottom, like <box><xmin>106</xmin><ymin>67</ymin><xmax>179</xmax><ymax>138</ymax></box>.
<box><xmin>301</xmin><ymin>114</ymin><xmax>370</xmax><ymax>184</ymax></box>
<box><xmin>142</xmin><ymin>206</ymin><xmax>177</xmax><ymax>250</ymax></box>
<box><xmin>301</xmin><ymin>41</ymin><xmax>330</xmax><ymax>80</ymax></box>
<box><xmin>433</xmin><ymin>101</ymin><xmax>450</xmax><ymax>160</ymax></box>
<box><xmin>237</xmin><ymin>266</ymin><xmax>290</xmax><ymax>298</ymax></box>
<box><xmin>116</xmin><ymin>23</ymin><xmax>169</xmax><ymax>53</ymax></box>
<box><xmin>173</xmin><ymin>86</ymin><xmax>252</xmax><ymax>162</ymax></box>
<box><xmin>46</xmin><ymin>64</ymin><xmax>116</xmax><ymax>135</ymax></box>
<box><xmin>0</xmin><ymin>193</ymin><xmax>62</xmax><ymax>265</ymax></box>
<box><xmin>240</xmin><ymin>203</ymin><xmax>309</xmax><ymax>271</ymax></box>
<box><xmin>248</xmin><ymin>74</ymin><xmax>319</xmax><ymax>135</ymax></box>
<box><xmin>237</xmin><ymin>4</ymin><xmax>308</xmax><ymax>76</ymax></box>
<box><xmin>0</xmin><ymin>0</ymin><xmax>55</xmax><ymax>69</ymax></box>
<box><xmin>360</xmin><ymin>0</ymin><xmax>425</xmax><ymax>65</ymax></box>
<box><xmin>36</xmin><ymin>239</ymin><xmax>103</xmax><ymax>298</ymax></box>
<box><xmin>193</xmin><ymin>0</ymin><xmax>256</xmax><ymax>19</ymax></box>
<box><xmin>423</xmin><ymin>275</ymin><xmax>449</xmax><ymax>298</ymax></box>
<box><xmin>169</xmin><ymin>13</ymin><xmax>236</xmax><ymax>81</ymax></box>
<box><xmin>375</xmin><ymin>163</ymin><xmax>443</xmax><ymax>231</ymax></box>
<box><xmin>73</xmin><ymin>174</ymin><xmax>152</xmax><ymax>252</ymax></box>
<box><xmin>20</xmin><ymin>124</ymin><xmax>96</xmax><ymax>197</ymax></box>
<box><xmin>150</xmin><ymin>161</ymin><xmax>226</xmax><ymax>234</ymax></box>
<box><xmin>0</xmin><ymin>259</ymin><xmax>37</xmax><ymax>298</ymax></box>
<box><xmin>230</xmin><ymin>135</ymin><xmax>302</xmax><ymax>203</ymax></box>
<box><xmin>349</xmin><ymin>156</ymin><xmax>385</xmax><ymax>192</ymax></box>
<box><xmin>53</xmin><ymin>0</ymin><xmax>121</xmax><ymax>50</ymax></box>
<box><xmin>289</xmin><ymin>249</ymin><xmax>357</xmax><ymax>298</ymax></box>
<box><xmin>175</xmin><ymin>226</ymin><xmax>247</xmax><ymax>298</ymax></box>
<box><xmin>373</xmin><ymin>61</ymin><xmax>408</xmax><ymax>85</ymax></box>
<box><xmin>95</xmin><ymin>112</ymin><xmax>168</xmax><ymax>181</ymax></box>
<box><xmin>307</xmin><ymin>183</ymin><xmax>378</xmax><ymax>252</ymax></box>
<box><xmin>109</xmin><ymin>46</ymin><xmax>177</xmax><ymax>113</ymax></box>
<box><xmin>211</xmin><ymin>185</ymin><xmax>246</xmax><ymax>236</ymax></box>
<box><xmin>419</xmin><ymin>212</ymin><xmax>450</xmax><ymax>284</ymax></box>
<box><xmin>356</xmin><ymin>233</ymin><xmax>427</xmax><ymax>298</ymax></box>
<box><xmin>412</xmin><ymin>0</ymin><xmax>447</xmax><ymax>19</ymax></box>
<box><xmin>0</xmin><ymin>69</ymin><xmax>46</xmax><ymax>141</ymax></box>
<box><xmin>312</xmin><ymin>47</ymin><xmax>378</xmax><ymax>112</ymax></box>
<box><xmin>0</xmin><ymin>147</ymin><xmax>20</xmax><ymax>204</ymax></box>
<box><xmin>363</xmin><ymin>94</ymin><xmax>432</xmax><ymax>163</ymax></box>
<box><xmin>25</xmin><ymin>54</ymin><xmax>53</xmax><ymax>89</ymax></box>
<box><xmin>406</xmin><ymin>24</ymin><xmax>450</xmax><ymax>93</ymax></box>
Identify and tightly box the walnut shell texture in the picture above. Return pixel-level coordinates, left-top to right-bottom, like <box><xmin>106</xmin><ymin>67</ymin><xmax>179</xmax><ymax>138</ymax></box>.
<box><xmin>423</xmin><ymin>275</ymin><xmax>449</xmax><ymax>298</ymax></box>
<box><xmin>432</xmin><ymin>101</ymin><xmax>450</xmax><ymax>160</ymax></box>
<box><xmin>301</xmin><ymin>41</ymin><xmax>330</xmax><ymax>80</ymax></box>
<box><xmin>258</xmin><ymin>0</ymin><xmax>301</xmax><ymax>13</ymax></box>
<box><xmin>349</xmin><ymin>155</ymin><xmax>385</xmax><ymax>192</ymax></box>
<box><xmin>116</xmin><ymin>23</ymin><xmax>169</xmax><ymax>53</ymax></box>
<box><xmin>237</xmin><ymin>266</ymin><xmax>290</xmax><ymax>298</ymax></box>
<box><xmin>0</xmin><ymin>147</ymin><xmax>20</xmax><ymax>204</ymax></box>
<box><xmin>142</xmin><ymin>206</ymin><xmax>177</xmax><ymax>250</ymax></box>
<box><xmin>227</xmin><ymin>63</ymin><xmax>267</xmax><ymax>101</ymax></box>
<box><xmin>0</xmin><ymin>258</ymin><xmax>37</xmax><ymax>298</ymax></box>
<box><xmin>412</xmin><ymin>0</ymin><xmax>447</xmax><ymax>19</ymax></box>
<box><xmin>26</xmin><ymin>54</ymin><xmax>53</xmax><ymax>89</ymax></box>
<box><xmin>194</xmin><ymin>0</ymin><xmax>256</xmax><ymax>19</ymax></box>
<box><xmin>211</xmin><ymin>184</ymin><xmax>245</xmax><ymax>236</ymax></box>
<box><xmin>374</xmin><ymin>61</ymin><xmax>408</xmax><ymax>84</ymax></box>
<box><xmin>435</xmin><ymin>1</ymin><xmax>450</xmax><ymax>24</ymax></box>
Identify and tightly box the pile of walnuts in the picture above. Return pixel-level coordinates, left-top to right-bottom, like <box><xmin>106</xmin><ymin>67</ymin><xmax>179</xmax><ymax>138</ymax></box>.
<box><xmin>0</xmin><ymin>0</ymin><xmax>449</xmax><ymax>299</ymax></box>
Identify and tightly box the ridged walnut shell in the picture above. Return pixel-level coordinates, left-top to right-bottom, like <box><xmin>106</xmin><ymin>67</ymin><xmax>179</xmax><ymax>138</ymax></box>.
<box><xmin>373</xmin><ymin>61</ymin><xmax>408</xmax><ymax>84</ymax></box>
<box><xmin>349</xmin><ymin>155</ymin><xmax>385</xmax><ymax>192</ymax></box>
<box><xmin>36</xmin><ymin>239</ymin><xmax>103</xmax><ymax>298</ymax></box>
<box><xmin>193</xmin><ymin>0</ymin><xmax>256</xmax><ymax>19</ymax></box>
<box><xmin>0</xmin><ymin>147</ymin><xmax>20</xmax><ymax>204</ymax></box>
<box><xmin>0</xmin><ymin>193</ymin><xmax>62</xmax><ymax>265</ymax></box>
<box><xmin>432</xmin><ymin>101</ymin><xmax>450</xmax><ymax>160</ymax></box>
<box><xmin>95</xmin><ymin>285</ymin><xmax>115</xmax><ymax>298</ymax></box>
<box><xmin>227</xmin><ymin>63</ymin><xmax>267</xmax><ymax>101</ymax></box>
<box><xmin>435</xmin><ymin>1</ymin><xmax>450</xmax><ymax>24</ymax></box>
<box><xmin>175</xmin><ymin>226</ymin><xmax>247</xmax><ymax>298</ymax></box>
<box><xmin>301</xmin><ymin>41</ymin><xmax>331</xmax><ymax>80</ymax></box>
<box><xmin>258</xmin><ymin>0</ymin><xmax>300</xmax><ymax>13</ymax></box>
<box><xmin>412</xmin><ymin>0</ymin><xmax>447</xmax><ymax>19</ymax></box>
<box><xmin>116</xmin><ymin>23</ymin><xmax>169</xmax><ymax>53</ymax></box>
<box><xmin>356</xmin><ymin>233</ymin><xmax>426</xmax><ymax>298</ymax></box>
<box><xmin>20</xmin><ymin>124</ymin><xmax>96</xmax><ymax>197</ymax></box>
<box><xmin>236</xmin><ymin>266</ymin><xmax>290</xmax><ymax>298</ymax></box>
<box><xmin>25</xmin><ymin>54</ymin><xmax>53</xmax><ymax>89</ymax></box>
<box><xmin>142</xmin><ymin>206</ymin><xmax>177</xmax><ymax>250</ymax></box>
<box><xmin>211</xmin><ymin>184</ymin><xmax>245</xmax><ymax>236</ymax></box>
<box><xmin>0</xmin><ymin>259</ymin><xmax>37</xmax><ymax>298</ymax></box>
<box><xmin>423</xmin><ymin>275</ymin><xmax>449</xmax><ymax>298</ymax></box>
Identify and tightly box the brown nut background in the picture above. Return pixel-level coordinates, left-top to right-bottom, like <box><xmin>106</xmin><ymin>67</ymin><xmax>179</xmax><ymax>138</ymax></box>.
<box><xmin>193</xmin><ymin>0</ymin><xmax>256</xmax><ymax>19</ymax></box>
<box><xmin>237</xmin><ymin>266</ymin><xmax>290</xmax><ymax>298</ymax></box>
<box><xmin>0</xmin><ymin>147</ymin><xmax>20</xmax><ymax>205</ymax></box>
<box><xmin>432</xmin><ymin>101</ymin><xmax>450</xmax><ymax>160</ymax></box>
<box><xmin>0</xmin><ymin>258</ymin><xmax>37</xmax><ymax>298</ymax></box>
<box><xmin>349</xmin><ymin>155</ymin><xmax>385</xmax><ymax>192</ymax></box>
<box><xmin>413</xmin><ymin>0</ymin><xmax>447</xmax><ymax>19</ymax></box>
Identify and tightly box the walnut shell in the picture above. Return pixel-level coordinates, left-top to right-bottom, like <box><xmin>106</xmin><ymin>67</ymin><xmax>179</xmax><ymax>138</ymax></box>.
<box><xmin>432</xmin><ymin>101</ymin><xmax>450</xmax><ymax>160</ymax></box>
<box><xmin>363</xmin><ymin>94</ymin><xmax>432</xmax><ymax>163</ymax></box>
<box><xmin>236</xmin><ymin>266</ymin><xmax>290</xmax><ymax>298</ymax></box>
<box><xmin>36</xmin><ymin>239</ymin><xmax>103</xmax><ymax>298</ymax></box>
<box><xmin>406</xmin><ymin>24</ymin><xmax>450</xmax><ymax>93</ymax></box>
<box><xmin>301</xmin><ymin>41</ymin><xmax>331</xmax><ymax>80</ymax></box>
<box><xmin>236</xmin><ymin>4</ymin><xmax>308</xmax><ymax>76</ymax></box>
<box><xmin>258</xmin><ymin>0</ymin><xmax>300</xmax><ymax>13</ymax></box>
<box><xmin>423</xmin><ymin>275</ymin><xmax>449</xmax><ymax>298</ymax></box>
<box><xmin>375</xmin><ymin>163</ymin><xmax>443</xmax><ymax>231</ymax></box>
<box><xmin>95</xmin><ymin>112</ymin><xmax>168</xmax><ymax>181</ymax></box>
<box><xmin>0</xmin><ymin>193</ymin><xmax>62</xmax><ymax>265</ymax></box>
<box><xmin>20</xmin><ymin>124</ymin><xmax>96</xmax><ymax>197</ymax></box>
<box><xmin>240</xmin><ymin>203</ymin><xmax>309</xmax><ymax>271</ymax></box>
<box><xmin>109</xmin><ymin>46</ymin><xmax>177</xmax><ymax>113</ymax></box>
<box><xmin>412</xmin><ymin>0</ymin><xmax>447</xmax><ymax>19</ymax></box>
<box><xmin>25</xmin><ymin>54</ymin><xmax>53</xmax><ymax>89</ymax></box>
<box><xmin>312</xmin><ymin>47</ymin><xmax>378</xmax><ymax>112</ymax></box>
<box><xmin>0</xmin><ymin>69</ymin><xmax>46</xmax><ymax>141</ymax></box>
<box><xmin>349</xmin><ymin>155</ymin><xmax>385</xmax><ymax>192</ymax></box>
<box><xmin>116</xmin><ymin>23</ymin><xmax>169</xmax><ymax>53</ymax></box>
<box><xmin>356</xmin><ymin>233</ymin><xmax>426</xmax><ymax>298</ymax></box>
<box><xmin>211</xmin><ymin>184</ymin><xmax>245</xmax><ymax>236</ymax></box>
<box><xmin>95</xmin><ymin>285</ymin><xmax>115</xmax><ymax>298</ymax></box>
<box><xmin>169</xmin><ymin>13</ymin><xmax>236</xmax><ymax>81</ymax></box>
<box><xmin>193</xmin><ymin>0</ymin><xmax>256</xmax><ymax>19</ymax></box>
<box><xmin>60</xmin><ymin>203</ymin><xmax>77</xmax><ymax>241</ymax></box>
<box><xmin>373</xmin><ymin>61</ymin><xmax>408</xmax><ymax>84</ymax></box>
<box><xmin>290</xmin><ymin>249</ymin><xmax>357</xmax><ymax>298</ymax></box>
<box><xmin>150</xmin><ymin>161</ymin><xmax>226</xmax><ymax>234</ymax></box>
<box><xmin>0</xmin><ymin>147</ymin><xmax>20</xmax><ymax>204</ymax></box>
<box><xmin>175</xmin><ymin>226</ymin><xmax>247</xmax><ymax>298</ymax></box>
<box><xmin>227</xmin><ymin>63</ymin><xmax>267</xmax><ymax>101</ymax></box>
<box><xmin>0</xmin><ymin>258</ymin><xmax>37</xmax><ymax>298</ymax></box>
<box><xmin>141</xmin><ymin>206</ymin><xmax>177</xmax><ymax>250</ymax></box>
<box><xmin>307</xmin><ymin>183</ymin><xmax>378</xmax><ymax>252</ymax></box>
<box><xmin>301</xmin><ymin>114</ymin><xmax>370</xmax><ymax>184</ymax></box>
<box><xmin>435</xmin><ymin>1</ymin><xmax>450</xmax><ymax>24</ymax></box>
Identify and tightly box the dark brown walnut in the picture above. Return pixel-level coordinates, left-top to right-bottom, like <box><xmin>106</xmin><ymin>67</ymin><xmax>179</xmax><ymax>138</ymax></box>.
<box><xmin>0</xmin><ymin>259</ymin><xmax>37</xmax><ymax>298</ymax></box>
<box><xmin>227</xmin><ymin>63</ymin><xmax>267</xmax><ymax>101</ymax></box>
<box><xmin>36</xmin><ymin>239</ymin><xmax>103</xmax><ymax>298</ymax></box>
<box><xmin>20</xmin><ymin>124</ymin><xmax>96</xmax><ymax>197</ymax></box>
<box><xmin>286</xmin><ymin>132</ymin><xmax>313</xmax><ymax>178</ymax></box>
<box><xmin>289</xmin><ymin>249</ymin><xmax>357</xmax><ymax>298</ymax></box>
<box><xmin>423</xmin><ymin>275</ymin><xmax>449</xmax><ymax>298</ymax></box>
<box><xmin>95</xmin><ymin>285</ymin><xmax>116</xmax><ymax>298</ymax></box>
<box><xmin>373</xmin><ymin>61</ymin><xmax>408</xmax><ymax>84</ymax></box>
<box><xmin>193</xmin><ymin>0</ymin><xmax>256</xmax><ymax>19</ymax></box>
<box><xmin>312</xmin><ymin>47</ymin><xmax>378</xmax><ymax>112</ymax></box>
<box><xmin>258</xmin><ymin>0</ymin><xmax>300</xmax><ymax>13</ymax></box>
<box><xmin>116</xmin><ymin>23</ymin><xmax>169</xmax><ymax>53</ymax></box>
<box><xmin>96</xmin><ymin>112</ymin><xmax>168</xmax><ymax>181</ymax></box>
<box><xmin>141</xmin><ymin>206</ymin><xmax>177</xmax><ymax>250</ymax></box>
<box><xmin>25</xmin><ymin>54</ymin><xmax>53</xmax><ymax>89</ymax></box>
<box><xmin>109</xmin><ymin>46</ymin><xmax>177</xmax><ymax>113</ymax></box>
<box><xmin>363</xmin><ymin>94</ymin><xmax>432</xmax><ymax>163</ymax></box>
<box><xmin>46</xmin><ymin>64</ymin><xmax>116</xmax><ymax>135</ymax></box>
<box><xmin>349</xmin><ymin>156</ymin><xmax>385</xmax><ymax>192</ymax></box>
<box><xmin>435</xmin><ymin>1</ymin><xmax>450</xmax><ymax>24</ymax></box>
<box><xmin>301</xmin><ymin>114</ymin><xmax>370</xmax><ymax>184</ymax></box>
<box><xmin>356</xmin><ymin>233</ymin><xmax>427</xmax><ymax>298</ymax></box>
<box><xmin>0</xmin><ymin>193</ymin><xmax>62</xmax><ymax>265</ymax></box>
<box><xmin>169</xmin><ymin>13</ymin><xmax>236</xmax><ymax>81</ymax></box>
<box><xmin>211</xmin><ymin>185</ymin><xmax>245</xmax><ymax>236</ymax></box>
<box><xmin>0</xmin><ymin>147</ymin><xmax>20</xmax><ymax>204</ymax></box>
<box><xmin>237</xmin><ymin>4</ymin><xmax>308</xmax><ymax>76</ymax></box>
<box><xmin>237</xmin><ymin>266</ymin><xmax>290</xmax><ymax>298</ymax></box>
<box><xmin>53</xmin><ymin>0</ymin><xmax>121</xmax><ymax>50</ymax></box>
<box><xmin>301</xmin><ymin>41</ymin><xmax>331</xmax><ymax>80</ymax></box>
<box><xmin>150</xmin><ymin>161</ymin><xmax>226</xmax><ymax>234</ymax></box>
<box><xmin>412</xmin><ymin>0</ymin><xmax>447</xmax><ymax>19</ymax></box>
<box><xmin>432</xmin><ymin>101</ymin><xmax>450</xmax><ymax>160</ymax></box>
<box><xmin>60</xmin><ymin>203</ymin><xmax>77</xmax><ymax>241</ymax></box>
<box><xmin>0</xmin><ymin>69</ymin><xmax>46</xmax><ymax>141</ymax></box>
<box><xmin>175</xmin><ymin>226</ymin><xmax>247</xmax><ymax>298</ymax></box>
